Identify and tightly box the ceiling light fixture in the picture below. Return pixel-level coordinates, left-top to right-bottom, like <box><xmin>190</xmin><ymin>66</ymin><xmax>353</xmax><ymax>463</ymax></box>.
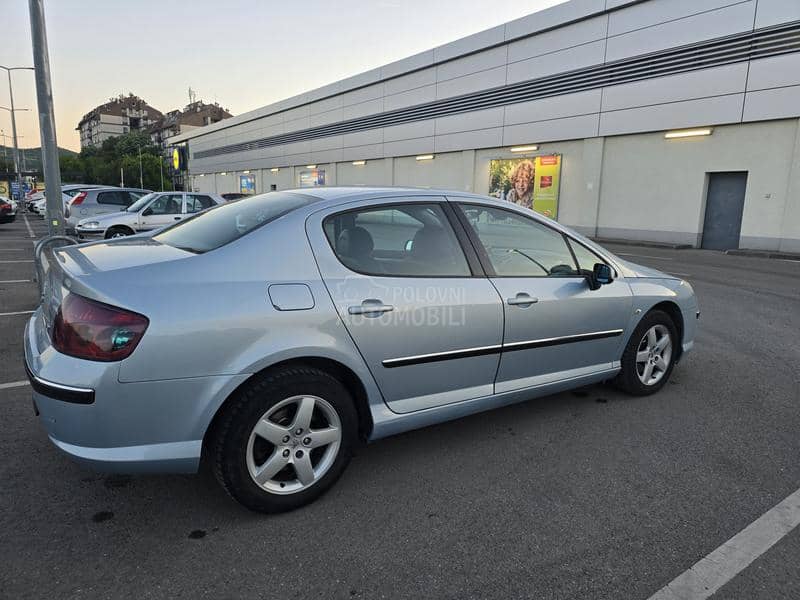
<box><xmin>510</xmin><ymin>145</ymin><xmax>539</xmax><ymax>153</ymax></box>
<box><xmin>664</xmin><ymin>128</ymin><xmax>713</xmax><ymax>139</ymax></box>
<box><xmin>415</xmin><ymin>154</ymin><xmax>434</xmax><ymax>161</ymax></box>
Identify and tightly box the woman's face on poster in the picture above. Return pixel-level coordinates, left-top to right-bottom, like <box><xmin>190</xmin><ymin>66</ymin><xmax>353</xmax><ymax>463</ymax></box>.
<box><xmin>515</xmin><ymin>168</ymin><xmax>533</xmax><ymax>197</ymax></box>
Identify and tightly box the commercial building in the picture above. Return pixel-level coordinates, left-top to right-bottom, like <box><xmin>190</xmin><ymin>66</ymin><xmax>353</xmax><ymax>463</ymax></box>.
<box><xmin>77</xmin><ymin>94</ymin><xmax>163</xmax><ymax>149</ymax></box>
<box><xmin>174</xmin><ymin>0</ymin><xmax>800</xmax><ymax>252</ymax></box>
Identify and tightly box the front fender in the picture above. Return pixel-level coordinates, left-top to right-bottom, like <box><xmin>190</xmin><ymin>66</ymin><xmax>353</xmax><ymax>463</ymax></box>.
<box><xmin>623</xmin><ymin>278</ymin><xmax>698</xmax><ymax>359</ymax></box>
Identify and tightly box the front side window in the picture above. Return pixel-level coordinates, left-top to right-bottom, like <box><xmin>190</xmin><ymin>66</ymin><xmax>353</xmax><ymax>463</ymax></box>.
<box><xmin>568</xmin><ymin>239</ymin><xmax>606</xmax><ymax>272</ymax></box>
<box><xmin>324</xmin><ymin>203</ymin><xmax>471</xmax><ymax>277</ymax></box>
<box><xmin>146</xmin><ymin>194</ymin><xmax>183</xmax><ymax>215</ymax></box>
<box><xmin>127</xmin><ymin>192</ymin><xmax>158</xmax><ymax>212</ymax></box>
<box><xmin>457</xmin><ymin>204</ymin><xmax>578</xmax><ymax>277</ymax></box>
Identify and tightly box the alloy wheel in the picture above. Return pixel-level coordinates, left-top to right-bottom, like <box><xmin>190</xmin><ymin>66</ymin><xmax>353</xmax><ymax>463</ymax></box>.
<box><xmin>246</xmin><ymin>395</ymin><xmax>342</xmax><ymax>495</ymax></box>
<box><xmin>636</xmin><ymin>324</ymin><xmax>673</xmax><ymax>386</ymax></box>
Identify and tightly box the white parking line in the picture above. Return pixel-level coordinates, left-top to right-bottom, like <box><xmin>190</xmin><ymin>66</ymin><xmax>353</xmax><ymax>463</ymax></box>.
<box><xmin>647</xmin><ymin>486</ymin><xmax>800</xmax><ymax>600</ymax></box>
<box><xmin>0</xmin><ymin>260</ymin><xmax>33</xmax><ymax>263</ymax></box>
<box><xmin>0</xmin><ymin>279</ymin><xmax>31</xmax><ymax>283</ymax></box>
<box><xmin>0</xmin><ymin>248</ymin><xmax>28</xmax><ymax>251</ymax></box>
<box><xmin>0</xmin><ymin>310</ymin><xmax>35</xmax><ymax>316</ymax></box>
<box><xmin>0</xmin><ymin>380</ymin><xmax>29</xmax><ymax>391</ymax></box>
<box><xmin>617</xmin><ymin>253</ymin><xmax>674</xmax><ymax>261</ymax></box>
<box><xmin>23</xmin><ymin>213</ymin><xmax>35</xmax><ymax>238</ymax></box>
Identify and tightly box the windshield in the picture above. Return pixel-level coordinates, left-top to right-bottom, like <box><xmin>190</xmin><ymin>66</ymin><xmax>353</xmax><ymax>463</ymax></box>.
<box><xmin>154</xmin><ymin>191</ymin><xmax>317</xmax><ymax>253</ymax></box>
<box><xmin>127</xmin><ymin>192</ymin><xmax>159</xmax><ymax>212</ymax></box>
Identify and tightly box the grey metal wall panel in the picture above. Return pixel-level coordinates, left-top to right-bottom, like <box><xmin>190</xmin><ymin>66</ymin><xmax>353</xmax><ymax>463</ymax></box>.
<box><xmin>506</xmin><ymin>15</ymin><xmax>608</xmax><ymax>63</ymax></box>
<box><xmin>605</xmin><ymin>1</ymin><xmax>756</xmax><ymax>61</ymax></box>
<box><xmin>746</xmin><ymin>53</ymin><xmax>800</xmax><ymax>90</ymax></box>
<box><xmin>504</xmin><ymin>89</ymin><xmax>602</xmax><ymax>125</ymax></box>
<box><xmin>743</xmin><ymin>85</ymin><xmax>800</xmax><ymax>121</ymax></box>
<box><xmin>436</xmin><ymin>46</ymin><xmax>507</xmax><ymax>82</ymax></box>
<box><xmin>607</xmin><ymin>0</ymin><xmax>749</xmax><ymax>36</ymax></box>
<box><xmin>601</xmin><ymin>63</ymin><xmax>749</xmax><ymax>110</ymax></box>
<box><xmin>598</xmin><ymin>94</ymin><xmax>745</xmax><ymax>135</ymax></box>
<box><xmin>755</xmin><ymin>0</ymin><xmax>800</xmax><ymax>29</ymax></box>
<box><xmin>503</xmin><ymin>114</ymin><xmax>600</xmax><ymax>145</ymax></box>
<box><xmin>506</xmin><ymin>40</ymin><xmax>606</xmax><ymax>84</ymax></box>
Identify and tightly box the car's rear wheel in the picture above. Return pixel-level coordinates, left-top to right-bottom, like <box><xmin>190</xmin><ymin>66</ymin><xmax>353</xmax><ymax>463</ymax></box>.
<box><xmin>210</xmin><ymin>366</ymin><xmax>357</xmax><ymax>513</ymax></box>
<box><xmin>105</xmin><ymin>226</ymin><xmax>134</xmax><ymax>239</ymax></box>
<box><xmin>614</xmin><ymin>310</ymin><xmax>677</xmax><ymax>396</ymax></box>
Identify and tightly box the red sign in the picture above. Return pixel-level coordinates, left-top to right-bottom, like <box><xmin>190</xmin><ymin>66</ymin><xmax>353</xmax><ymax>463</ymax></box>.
<box><xmin>540</xmin><ymin>175</ymin><xmax>553</xmax><ymax>188</ymax></box>
<box><xmin>539</xmin><ymin>155</ymin><xmax>558</xmax><ymax>165</ymax></box>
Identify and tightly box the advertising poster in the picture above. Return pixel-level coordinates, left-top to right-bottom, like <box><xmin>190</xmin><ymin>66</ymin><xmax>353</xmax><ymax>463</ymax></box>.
<box><xmin>239</xmin><ymin>173</ymin><xmax>256</xmax><ymax>195</ymax></box>
<box><xmin>488</xmin><ymin>155</ymin><xmax>562</xmax><ymax>219</ymax></box>
<box><xmin>299</xmin><ymin>168</ymin><xmax>325</xmax><ymax>188</ymax></box>
<box><xmin>0</xmin><ymin>181</ymin><xmax>9</xmax><ymax>198</ymax></box>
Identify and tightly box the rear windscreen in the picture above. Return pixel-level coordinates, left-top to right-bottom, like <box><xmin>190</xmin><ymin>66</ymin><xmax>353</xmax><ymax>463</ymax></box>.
<box><xmin>153</xmin><ymin>191</ymin><xmax>317</xmax><ymax>253</ymax></box>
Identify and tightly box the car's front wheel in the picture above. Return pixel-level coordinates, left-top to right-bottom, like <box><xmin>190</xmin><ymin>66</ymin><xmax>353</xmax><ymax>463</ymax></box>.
<box><xmin>210</xmin><ymin>366</ymin><xmax>358</xmax><ymax>513</ymax></box>
<box><xmin>615</xmin><ymin>309</ymin><xmax>678</xmax><ymax>395</ymax></box>
<box><xmin>105</xmin><ymin>226</ymin><xmax>134</xmax><ymax>239</ymax></box>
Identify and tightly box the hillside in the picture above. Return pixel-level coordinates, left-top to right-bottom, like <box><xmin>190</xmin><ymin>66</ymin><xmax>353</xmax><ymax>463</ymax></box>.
<box><xmin>0</xmin><ymin>145</ymin><xmax>77</xmax><ymax>173</ymax></box>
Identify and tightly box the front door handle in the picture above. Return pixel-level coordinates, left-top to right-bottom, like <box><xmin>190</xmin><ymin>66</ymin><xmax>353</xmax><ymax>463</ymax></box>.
<box><xmin>507</xmin><ymin>293</ymin><xmax>538</xmax><ymax>306</ymax></box>
<box><xmin>174</xmin><ymin>216</ymin><xmax>182</xmax><ymax>221</ymax></box>
<box><xmin>348</xmin><ymin>299</ymin><xmax>394</xmax><ymax>317</ymax></box>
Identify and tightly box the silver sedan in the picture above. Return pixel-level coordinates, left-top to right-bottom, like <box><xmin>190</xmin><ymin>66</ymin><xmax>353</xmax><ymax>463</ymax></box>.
<box><xmin>25</xmin><ymin>187</ymin><xmax>698</xmax><ymax>512</ymax></box>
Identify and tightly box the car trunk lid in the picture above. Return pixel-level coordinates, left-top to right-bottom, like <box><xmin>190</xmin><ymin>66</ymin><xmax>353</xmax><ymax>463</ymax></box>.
<box><xmin>37</xmin><ymin>237</ymin><xmax>195</xmax><ymax>339</ymax></box>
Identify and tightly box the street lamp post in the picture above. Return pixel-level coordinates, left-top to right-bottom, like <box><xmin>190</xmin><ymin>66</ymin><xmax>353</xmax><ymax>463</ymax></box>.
<box><xmin>0</xmin><ymin>69</ymin><xmax>32</xmax><ymax>199</ymax></box>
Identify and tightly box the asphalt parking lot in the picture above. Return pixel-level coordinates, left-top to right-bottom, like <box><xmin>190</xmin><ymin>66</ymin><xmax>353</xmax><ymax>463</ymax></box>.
<box><xmin>1</xmin><ymin>212</ymin><xmax>798</xmax><ymax>600</ymax></box>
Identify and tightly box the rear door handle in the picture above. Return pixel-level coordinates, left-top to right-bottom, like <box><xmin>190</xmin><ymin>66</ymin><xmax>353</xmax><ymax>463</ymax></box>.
<box><xmin>174</xmin><ymin>216</ymin><xmax>182</xmax><ymax>221</ymax></box>
<box><xmin>348</xmin><ymin>299</ymin><xmax>394</xmax><ymax>317</ymax></box>
<box><xmin>507</xmin><ymin>293</ymin><xmax>538</xmax><ymax>306</ymax></box>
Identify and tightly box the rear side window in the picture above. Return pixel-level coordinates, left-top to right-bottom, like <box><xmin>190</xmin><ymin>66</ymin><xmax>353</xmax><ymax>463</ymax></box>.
<box><xmin>186</xmin><ymin>194</ymin><xmax>215</xmax><ymax>213</ymax></box>
<box><xmin>154</xmin><ymin>191</ymin><xmax>317</xmax><ymax>253</ymax></box>
<box><xmin>97</xmin><ymin>191</ymin><xmax>128</xmax><ymax>206</ymax></box>
<box><xmin>324</xmin><ymin>203</ymin><xmax>471</xmax><ymax>277</ymax></box>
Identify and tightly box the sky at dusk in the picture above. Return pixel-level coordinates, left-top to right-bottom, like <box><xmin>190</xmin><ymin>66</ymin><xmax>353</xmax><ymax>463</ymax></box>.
<box><xmin>2</xmin><ymin>0</ymin><xmax>566</xmax><ymax>152</ymax></box>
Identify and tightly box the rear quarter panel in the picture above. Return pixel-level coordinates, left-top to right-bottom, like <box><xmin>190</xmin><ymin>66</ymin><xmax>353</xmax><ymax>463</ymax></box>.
<box><xmin>105</xmin><ymin>211</ymin><xmax>381</xmax><ymax>401</ymax></box>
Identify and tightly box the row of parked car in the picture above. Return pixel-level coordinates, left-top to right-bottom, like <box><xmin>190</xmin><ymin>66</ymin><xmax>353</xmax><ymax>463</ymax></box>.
<box><xmin>22</xmin><ymin>184</ymin><xmax>240</xmax><ymax>238</ymax></box>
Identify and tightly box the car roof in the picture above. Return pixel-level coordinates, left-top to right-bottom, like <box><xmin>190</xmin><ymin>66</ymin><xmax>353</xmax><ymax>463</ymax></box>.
<box><xmin>277</xmin><ymin>186</ymin><xmax>488</xmax><ymax>210</ymax></box>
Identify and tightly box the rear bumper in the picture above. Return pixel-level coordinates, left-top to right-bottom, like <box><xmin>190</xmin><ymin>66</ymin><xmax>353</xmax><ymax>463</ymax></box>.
<box><xmin>24</xmin><ymin>311</ymin><xmax>247</xmax><ymax>474</ymax></box>
<box><xmin>47</xmin><ymin>437</ymin><xmax>202</xmax><ymax>474</ymax></box>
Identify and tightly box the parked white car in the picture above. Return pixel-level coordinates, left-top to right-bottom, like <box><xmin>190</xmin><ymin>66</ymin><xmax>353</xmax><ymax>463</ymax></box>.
<box><xmin>76</xmin><ymin>191</ymin><xmax>225</xmax><ymax>239</ymax></box>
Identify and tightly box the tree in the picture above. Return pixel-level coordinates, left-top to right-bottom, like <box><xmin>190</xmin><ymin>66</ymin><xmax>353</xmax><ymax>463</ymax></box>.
<box><xmin>59</xmin><ymin>131</ymin><xmax>172</xmax><ymax>190</ymax></box>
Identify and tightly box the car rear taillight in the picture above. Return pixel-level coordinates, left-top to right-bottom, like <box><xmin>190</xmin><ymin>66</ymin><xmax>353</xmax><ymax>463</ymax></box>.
<box><xmin>70</xmin><ymin>191</ymin><xmax>87</xmax><ymax>206</ymax></box>
<box><xmin>52</xmin><ymin>294</ymin><xmax>149</xmax><ymax>361</ymax></box>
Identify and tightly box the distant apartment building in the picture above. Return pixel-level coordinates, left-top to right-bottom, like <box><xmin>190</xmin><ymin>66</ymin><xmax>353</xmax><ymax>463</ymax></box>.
<box><xmin>77</xmin><ymin>94</ymin><xmax>163</xmax><ymax>149</ymax></box>
<box><xmin>150</xmin><ymin>101</ymin><xmax>232</xmax><ymax>153</ymax></box>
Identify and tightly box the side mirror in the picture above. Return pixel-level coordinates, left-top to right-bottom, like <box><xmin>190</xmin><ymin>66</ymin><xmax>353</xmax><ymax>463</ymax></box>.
<box><xmin>587</xmin><ymin>262</ymin><xmax>613</xmax><ymax>290</ymax></box>
<box><xmin>142</xmin><ymin>207</ymin><xmax>153</xmax><ymax>217</ymax></box>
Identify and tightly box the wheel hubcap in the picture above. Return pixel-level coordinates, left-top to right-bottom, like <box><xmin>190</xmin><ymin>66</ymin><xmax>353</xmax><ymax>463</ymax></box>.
<box><xmin>635</xmin><ymin>324</ymin><xmax>673</xmax><ymax>386</ymax></box>
<box><xmin>246</xmin><ymin>395</ymin><xmax>341</xmax><ymax>495</ymax></box>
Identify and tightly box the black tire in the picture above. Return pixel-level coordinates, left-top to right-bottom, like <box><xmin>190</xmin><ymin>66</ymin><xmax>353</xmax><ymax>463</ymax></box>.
<box><xmin>614</xmin><ymin>309</ymin><xmax>678</xmax><ymax>396</ymax></box>
<box><xmin>210</xmin><ymin>365</ymin><xmax>358</xmax><ymax>513</ymax></box>
<box><xmin>105</xmin><ymin>226</ymin><xmax>134</xmax><ymax>239</ymax></box>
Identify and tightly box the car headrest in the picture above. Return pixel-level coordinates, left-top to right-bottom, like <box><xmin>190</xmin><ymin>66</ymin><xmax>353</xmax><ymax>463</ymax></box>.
<box><xmin>337</xmin><ymin>226</ymin><xmax>374</xmax><ymax>258</ymax></box>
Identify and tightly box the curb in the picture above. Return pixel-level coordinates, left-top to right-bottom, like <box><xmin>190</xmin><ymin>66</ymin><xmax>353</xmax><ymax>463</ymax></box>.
<box><xmin>591</xmin><ymin>238</ymin><xmax>692</xmax><ymax>250</ymax></box>
<box><xmin>726</xmin><ymin>249</ymin><xmax>800</xmax><ymax>260</ymax></box>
